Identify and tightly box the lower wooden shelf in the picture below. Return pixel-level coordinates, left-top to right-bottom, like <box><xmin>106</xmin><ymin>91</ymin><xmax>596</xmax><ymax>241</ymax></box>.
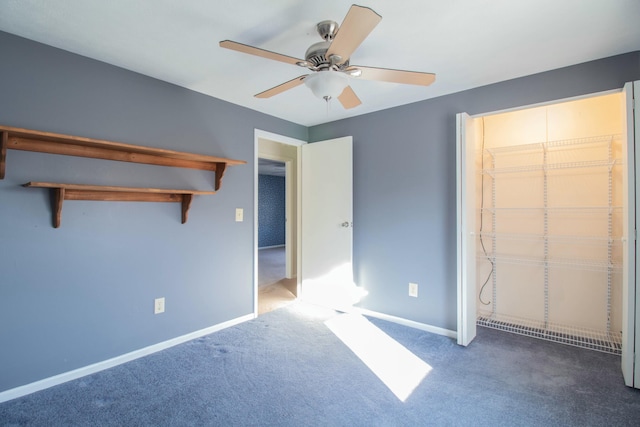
<box><xmin>24</xmin><ymin>182</ymin><xmax>217</xmax><ymax>227</ymax></box>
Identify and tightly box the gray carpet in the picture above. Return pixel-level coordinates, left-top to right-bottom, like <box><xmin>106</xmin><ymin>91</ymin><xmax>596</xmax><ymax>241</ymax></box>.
<box><xmin>1</xmin><ymin>302</ymin><xmax>639</xmax><ymax>426</ymax></box>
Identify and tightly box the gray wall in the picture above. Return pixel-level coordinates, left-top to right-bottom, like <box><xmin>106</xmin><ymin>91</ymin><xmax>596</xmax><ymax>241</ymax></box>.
<box><xmin>309</xmin><ymin>52</ymin><xmax>640</xmax><ymax>332</ymax></box>
<box><xmin>0</xmin><ymin>31</ymin><xmax>306</xmax><ymax>392</ymax></box>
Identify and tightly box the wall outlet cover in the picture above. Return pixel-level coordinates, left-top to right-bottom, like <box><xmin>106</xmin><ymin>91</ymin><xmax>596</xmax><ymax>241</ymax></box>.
<box><xmin>154</xmin><ymin>297</ymin><xmax>165</xmax><ymax>314</ymax></box>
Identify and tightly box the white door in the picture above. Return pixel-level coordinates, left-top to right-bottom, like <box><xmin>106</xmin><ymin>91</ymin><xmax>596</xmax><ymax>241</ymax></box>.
<box><xmin>622</xmin><ymin>81</ymin><xmax>638</xmax><ymax>387</ymax></box>
<box><xmin>300</xmin><ymin>136</ymin><xmax>354</xmax><ymax>310</ymax></box>
<box><xmin>456</xmin><ymin>113</ymin><xmax>477</xmax><ymax>346</ymax></box>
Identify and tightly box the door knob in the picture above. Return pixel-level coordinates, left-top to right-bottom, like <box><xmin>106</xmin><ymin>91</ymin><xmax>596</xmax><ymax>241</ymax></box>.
<box><xmin>341</xmin><ymin>221</ymin><xmax>352</xmax><ymax>228</ymax></box>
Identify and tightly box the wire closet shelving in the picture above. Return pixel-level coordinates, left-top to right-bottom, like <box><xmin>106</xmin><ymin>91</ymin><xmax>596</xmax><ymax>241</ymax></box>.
<box><xmin>476</xmin><ymin>134</ymin><xmax>623</xmax><ymax>355</ymax></box>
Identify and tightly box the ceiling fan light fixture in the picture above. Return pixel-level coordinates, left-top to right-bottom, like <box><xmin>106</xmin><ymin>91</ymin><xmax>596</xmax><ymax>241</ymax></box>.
<box><xmin>304</xmin><ymin>71</ymin><xmax>349</xmax><ymax>100</ymax></box>
<box><xmin>220</xmin><ymin>4</ymin><xmax>433</xmax><ymax>109</ymax></box>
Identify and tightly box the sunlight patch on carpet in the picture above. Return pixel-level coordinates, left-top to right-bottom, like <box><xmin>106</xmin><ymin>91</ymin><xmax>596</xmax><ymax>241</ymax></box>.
<box><xmin>289</xmin><ymin>301</ymin><xmax>339</xmax><ymax>319</ymax></box>
<box><xmin>325</xmin><ymin>313</ymin><xmax>432</xmax><ymax>402</ymax></box>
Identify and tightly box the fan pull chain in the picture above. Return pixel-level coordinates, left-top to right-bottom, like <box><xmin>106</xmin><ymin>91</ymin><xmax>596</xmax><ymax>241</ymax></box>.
<box><xmin>323</xmin><ymin>95</ymin><xmax>332</xmax><ymax>116</ymax></box>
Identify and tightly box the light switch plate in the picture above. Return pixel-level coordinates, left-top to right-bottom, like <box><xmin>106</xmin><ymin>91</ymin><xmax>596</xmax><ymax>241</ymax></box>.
<box><xmin>409</xmin><ymin>283</ymin><xmax>418</xmax><ymax>298</ymax></box>
<box><xmin>235</xmin><ymin>208</ymin><xmax>244</xmax><ymax>222</ymax></box>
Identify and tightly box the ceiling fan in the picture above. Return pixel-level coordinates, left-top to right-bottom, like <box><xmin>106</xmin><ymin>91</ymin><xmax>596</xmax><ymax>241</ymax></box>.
<box><xmin>219</xmin><ymin>4</ymin><xmax>435</xmax><ymax>109</ymax></box>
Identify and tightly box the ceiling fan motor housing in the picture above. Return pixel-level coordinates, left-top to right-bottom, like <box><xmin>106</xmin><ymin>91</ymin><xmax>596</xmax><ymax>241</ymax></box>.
<box><xmin>303</xmin><ymin>20</ymin><xmax>349</xmax><ymax>71</ymax></box>
<box><xmin>304</xmin><ymin>43</ymin><xmax>349</xmax><ymax>71</ymax></box>
<box><xmin>305</xmin><ymin>41</ymin><xmax>332</xmax><ymax>68</ymax></box>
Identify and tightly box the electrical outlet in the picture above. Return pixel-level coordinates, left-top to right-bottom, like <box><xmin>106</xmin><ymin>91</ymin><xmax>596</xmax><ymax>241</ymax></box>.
<box><xmin>154</xmin><ymin>297</ymin><xmax>165</xmax><ymax>314</ymax></box>
<box><xmin>409</xmin><ymin>282</ymin><xmax>418</xmax><ymax>298</ymax></box>
<box><xmin>235</xmin><ymin>208</ymin><xmax>244</xmax><ymax>222</ymax></box>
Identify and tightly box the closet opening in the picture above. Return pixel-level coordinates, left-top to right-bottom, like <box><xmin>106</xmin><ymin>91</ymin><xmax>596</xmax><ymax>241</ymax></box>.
<box><xmin>470</xmin><ymin>92</ymin><xmax>625</xmax><ymax>354</ymax></box>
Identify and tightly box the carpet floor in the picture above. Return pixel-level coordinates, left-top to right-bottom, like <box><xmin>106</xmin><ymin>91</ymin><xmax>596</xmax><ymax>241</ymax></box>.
<box><xmin>1</xmin><ymin>302</ymin><xmax>640</xmax><ymax>426</ymax></box>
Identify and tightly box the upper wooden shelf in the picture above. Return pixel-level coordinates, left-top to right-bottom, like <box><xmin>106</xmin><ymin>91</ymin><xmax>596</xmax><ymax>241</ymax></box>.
<box><xmin>24</xmin><ymin>182</ymin><xmax>217</xmax><ymax>227</ymax></box>
<box><xmin>0</xmin><ymin>125</ymin><xmax>246</xmax><ymax>191</ymax></box>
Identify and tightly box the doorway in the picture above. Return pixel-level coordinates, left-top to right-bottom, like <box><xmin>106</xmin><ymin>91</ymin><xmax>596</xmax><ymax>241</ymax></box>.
<box><xmin>254</xmin><ymin>130</ymin><xmax>305</xmax><ymax>315</ymax></box>
<box><xmin>257</xmin><ymin>158</ymin><xmax>296</xmax><ymax>314</ymax></box>
<box><xmin>458</xmin><ymin>90</ymin><xmax>632</xmax><ymax>351</ymax></box>
<box><xmin>253</xmin><ymin>130</ymin><xmax>356</xmax><ymax>316</ymax></box>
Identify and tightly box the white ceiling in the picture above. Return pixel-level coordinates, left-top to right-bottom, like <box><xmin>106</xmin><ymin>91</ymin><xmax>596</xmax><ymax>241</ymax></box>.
<box><xmin>258</xmin><ymin>158</ymin><xmax>285</xmax><ymax>177</ymax></box>
<box><xmin>1</xmin><ymin>0</ymin><xmax>639</xmax><ymax>127</ymax></box>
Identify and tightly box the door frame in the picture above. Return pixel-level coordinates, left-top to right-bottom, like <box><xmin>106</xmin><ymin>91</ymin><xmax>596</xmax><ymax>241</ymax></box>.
<box><xmin>456</xmin><ymin>87</ymin><xmax>634</xmax><ymax>353</ymax></box>
<box><xmin>254</xmin><ymin>129</ymin><xmax>306</xmax><ymax>316</ymax></box>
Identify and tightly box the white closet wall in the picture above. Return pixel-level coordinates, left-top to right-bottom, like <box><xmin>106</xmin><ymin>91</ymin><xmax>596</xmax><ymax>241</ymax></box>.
<box><xmin>476</xmin><ymin>93</ymin><xmax>624</xmax><ymax>353</ymax></box>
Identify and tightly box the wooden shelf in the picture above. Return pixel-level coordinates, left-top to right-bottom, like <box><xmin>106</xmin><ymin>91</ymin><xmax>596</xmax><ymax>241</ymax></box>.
<box><xmin>1</xmin><ymin>125</ymin><xmax>246</xmax><ymax>191</ymax></box>
<box><xmin>24</xmin><ymin>182</ymin><xmax>217</xmax><ymax>228</ymax></box>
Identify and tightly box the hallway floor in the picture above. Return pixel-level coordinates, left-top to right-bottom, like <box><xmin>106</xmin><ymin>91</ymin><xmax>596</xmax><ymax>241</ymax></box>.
<box><xmin>258</xmin><ymin>247</ymin><xmax>296</xmax><ymax>315</ymax></box>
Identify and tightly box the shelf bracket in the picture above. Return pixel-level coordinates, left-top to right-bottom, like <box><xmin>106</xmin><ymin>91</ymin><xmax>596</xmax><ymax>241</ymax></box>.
<box><xmin>0</xmin><ymin>131</ymin><xmax>7</xmax><ymax>179</ymax></box>
<box><xmin>215</xmin><ymin>162</ymin><xmax>227</xmax><ymax>191</ymax></box>
<box><xmin>53</xmin><ymin>187</ymin><xmax>65</xmax><ymax>228</ymax></box>
<box><xmin>24</xmin><ymin>182</ymin><xmax>216</xmax><ymax>228</ymax></box>
<box><xmin>181</xmin><ymin>194</ymin><xmax>193</xmax><ymax>224</ymax></box>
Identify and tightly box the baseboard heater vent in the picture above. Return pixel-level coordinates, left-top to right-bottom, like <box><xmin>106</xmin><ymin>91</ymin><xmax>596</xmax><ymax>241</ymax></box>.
<box><xmin>477</xmin><ymin>316</ymin><xmax>622</xmax><ymax>355</ymax></box>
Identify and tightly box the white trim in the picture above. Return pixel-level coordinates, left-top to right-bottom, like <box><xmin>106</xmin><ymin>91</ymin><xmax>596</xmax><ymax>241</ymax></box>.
<box><xmin>353</xmin><ymin>307</ymin><xmax>458</xmax><ymax>339</ymax></box>
<box><xmin>254</xmin><ymin>139</ymin><xmax>259</xmax><ymax>314</ymax></box>
<box><xmin>456</xmin><ymin>112</ymin><xmax>464</xmax><ymax>344</ymax></box>
<box><xmin>456</xmin><ymin>112</ymin><xmax>477</xmax><ymax>346</ymax></box>
<box><xmin>0</xmin><ymin>313</ymin><xmax>254</xmax><ymax>404</ymax></box>
<box><xmin>254</xmin><ymin>129</ymin><xmax>307</xmax><ymax>147</ymax></box>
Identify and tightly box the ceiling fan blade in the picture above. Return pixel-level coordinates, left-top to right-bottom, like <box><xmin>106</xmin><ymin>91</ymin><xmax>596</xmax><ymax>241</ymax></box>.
<box><xmin>255</xmin><ymin>75</ymin><xmax>308</xmax><ymax>98</ymax></box>
<box><xmin>351</xmin><ymin>65</ymin><xmax>436</xmax><ymax>86</ymax></box>
<box><xmin>220</xmin><ymin>40</ymin><xmax>303</xmax><ymax>66</ymax></box>
<box><xmin>326</xmin><ymin>5</ymin><xmax>381</xmax><ymax>64</ymax></box>
<box><xmin>338</xmin><ymin>86</ymin><xmax>362</xmax><ymax>109</ymax></box>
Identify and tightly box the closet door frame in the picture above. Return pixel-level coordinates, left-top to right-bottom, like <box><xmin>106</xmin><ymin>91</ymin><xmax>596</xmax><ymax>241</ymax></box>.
<box><xmin>457</xmin><ymin>84</ymin><xmax>638</xmax><ymax>388</ymax></box>
<box><xmin>456</xmin><ymin>112</ymin><xmax>477</xmax><ymax>346</ymax></box>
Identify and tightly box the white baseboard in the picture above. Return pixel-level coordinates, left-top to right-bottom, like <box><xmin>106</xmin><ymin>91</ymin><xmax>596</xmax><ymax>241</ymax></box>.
<box><xmin>353</xmin><ymin>307</ymin><xmax>458</xmax><ymax>339</ymax></box>
<box><xmin>296</xmin><ymin>296</ymin><xmax>456</xmax><ymax>339</ymax></box>
<box><xmin>258</xmin><ymin>245</ymin><xmax>285</xmax><ymax>250</ymax></box>
<box><xmin>0</xmin><ymin>313</ymin><xmax>255</xmax><ymax>404</ymax></box>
